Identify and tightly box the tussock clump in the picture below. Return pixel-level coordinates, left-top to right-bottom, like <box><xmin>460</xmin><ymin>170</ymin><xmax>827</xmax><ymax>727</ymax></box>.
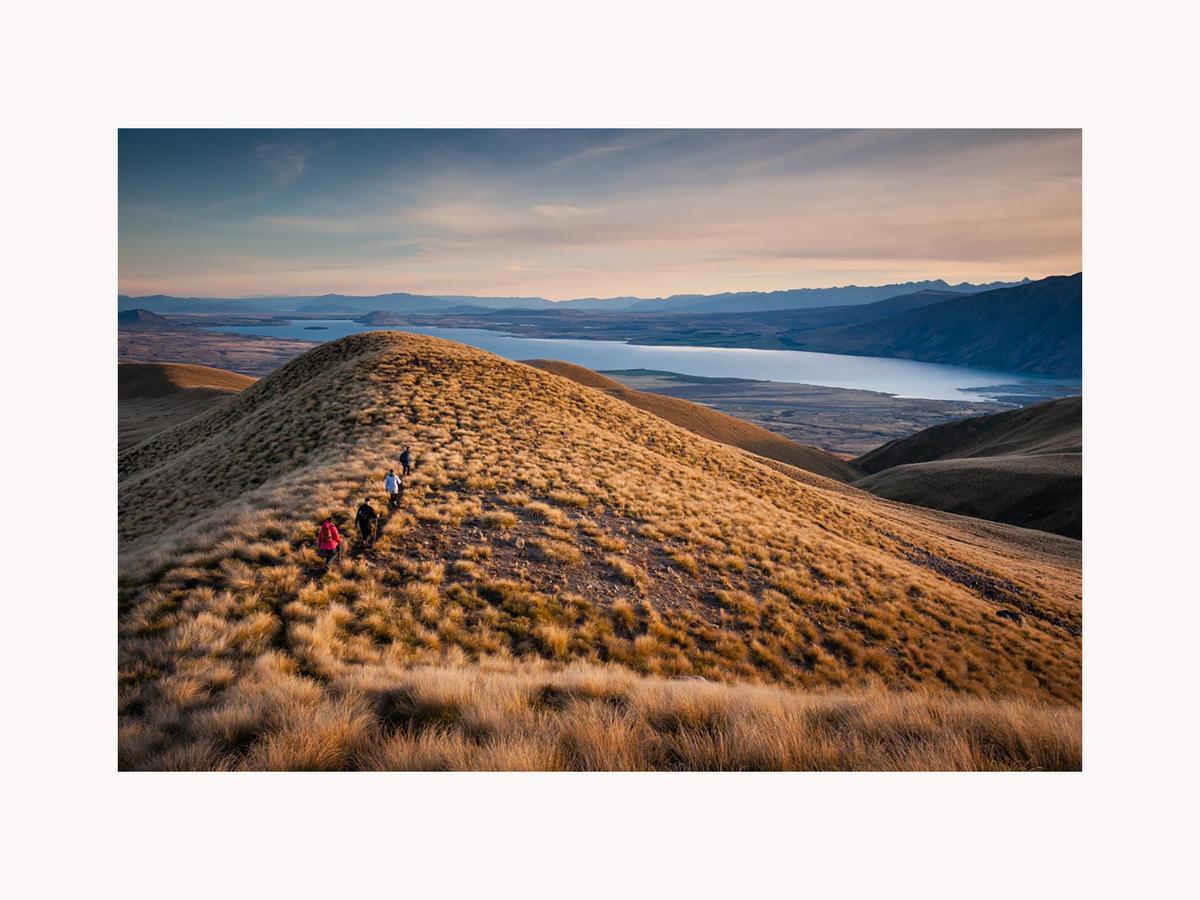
<box><xmin>532</xmin><ymin>538</ymin><xmax>583</xmax><ymax>565</ymax></box>
<box><xmin>549</xmin><ymin>489</ymin><xmax>590</xmax><ymax>509</ymax></box>
<box><xmin>478</xmin><ymin>510</ymin><xmax>517</xmax><ymax>530</ymax></box>
<box><xmin>604</xmin><ymin>554</ymin><xmax>646</xmax><ymax>588</ymax></box>
<box><xmin>521</xmin><ymin>501</ymin><xmax>569</xmax><ymax>527</ymax></box>
<box><xmin>593</xmin><ymin>533</ymin><xmax>627</xmax><ymax>553</ymax></box>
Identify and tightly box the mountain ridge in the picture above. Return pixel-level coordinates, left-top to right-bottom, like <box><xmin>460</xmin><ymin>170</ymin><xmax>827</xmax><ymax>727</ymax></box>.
<box><xmin>789</xmin><ymin>274</ymin><xmax>1082</xmax><ymax>376</ymax></box>
<box><xmin>117</xmin><ymin>276</ymin><xmax>1030</xmax><ymax>316</ymax></box>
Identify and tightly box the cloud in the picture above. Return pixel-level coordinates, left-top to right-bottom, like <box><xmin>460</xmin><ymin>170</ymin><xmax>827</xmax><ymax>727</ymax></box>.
<box><xmin>554</xmin><ymin>142</ymin><xmax>638</xmax><ymax>166</ymax></box>
<box><xmin>551</xmin><ymin>131</ymin><xmax>676</xmax><ymax>166</ymax></box>
<box><xmin>529</xmin><ymin>204</ymin><xmax>606</xmax><ymax>218</ymax></box>
<box><xmin>253</xmin><ymin>142</ymin><xmax>307</xmax><ymax>184</ymax></box>
<box><xmin>206</xmin><ymin>190</ymin><xmax>271</xmax><ymax>211</ymax></box>
<box><xmin>121</xmin><ymin>130</ymin><xmax>1080</xmax><ymax>299</ymax></box>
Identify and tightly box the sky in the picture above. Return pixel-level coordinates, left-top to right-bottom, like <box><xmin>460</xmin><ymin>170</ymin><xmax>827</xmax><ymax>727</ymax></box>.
<box><xmin>118</xmin><ymin>129</ymin><xmax>1081</xmax><ymax>300</ymax></box>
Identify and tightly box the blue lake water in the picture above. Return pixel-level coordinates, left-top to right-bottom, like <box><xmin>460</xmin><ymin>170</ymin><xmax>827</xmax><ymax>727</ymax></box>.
<box><xmin>205</xmin><ymin>319</ymin><xmax>1077</xmax><ymax>403</ymax></box>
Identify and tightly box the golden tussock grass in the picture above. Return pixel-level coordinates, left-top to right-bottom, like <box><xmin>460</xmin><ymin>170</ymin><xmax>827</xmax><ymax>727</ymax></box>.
<box><xmin>118</xmin><ymin>332</ymin><xmax>1081</xmax><ymax>770</ymax></box>
<box><xmin>119</xmin><ymin>660</ymin><xmax>1079</xmax><ymax>771</ymax></box>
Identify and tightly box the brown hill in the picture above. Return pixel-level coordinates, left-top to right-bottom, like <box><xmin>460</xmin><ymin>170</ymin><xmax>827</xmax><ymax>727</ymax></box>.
<box><xmin>119</xmin><ymin>362</ymin><xmax>255</xmax><ymax>451</ymax></box>
<box><xmin>856</xmin><ymin>454</ymin><xmax>1081</xmax><ymax>539</ymax></box>
<box><xmin>524</xmin><ymin>359</ymin><xmax>859</xmax><ymax>482</ymax></box>
<box><xmin>118</xmin><ymin>308</ymin><xmax>174</xmax><ymax>330</ymax></box>
<box><xmin>856</xmin><ymin>396</ymin><xmax>1081</xmax><ymax>472</ymax></box>
<box><xmin>853</xmin><ymin>397</ymin><xmax>1081</xmax><ymax>537</ymax></box>
<box><xmin>118</xmin><ymin>332</ymin><xmax>1080</xmax><ymax>770</ymax></box>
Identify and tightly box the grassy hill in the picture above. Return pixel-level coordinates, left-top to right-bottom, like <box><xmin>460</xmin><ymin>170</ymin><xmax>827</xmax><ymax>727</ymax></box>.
<box><xmin>853</xmin><ymin>397</ymin><xmax>1081</xmax><ymax>537</ymax></box>
<box><xmin>118</xmin><ymin>332</ymin><xmax>1081</xmax><ymax>770</ymax></box>
<box><xmin>524</xmin><ymin>359</ymin><xmax>859</xmax><ymax>481</ymax></box>
<box><xmin>118</xmin><ymin>362</ymin><xmax>255</xmax><ymax>451</ymax></box>
<box><xmin>856</xmin><ymin>454</ymin><xmax>1081</xmax><ymax>539</ymax></box>
<box><xmin>856</xmin><ymin>396</ymin><xmax>1081</xmax><ymax>471</ymax></box>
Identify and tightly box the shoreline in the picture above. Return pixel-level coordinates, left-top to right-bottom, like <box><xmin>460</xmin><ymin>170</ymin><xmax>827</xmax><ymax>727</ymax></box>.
<box><xmin>118</xmin><ymin>326</ymin><xmax>1067</xmax><ymax>456</ymax></box>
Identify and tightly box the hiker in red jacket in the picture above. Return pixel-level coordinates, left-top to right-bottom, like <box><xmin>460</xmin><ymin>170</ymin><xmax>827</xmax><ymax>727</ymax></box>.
<box><xmin>317</xmin><ymin>516</ymin><xmax>342</xmax><ymax>566</ymax></box>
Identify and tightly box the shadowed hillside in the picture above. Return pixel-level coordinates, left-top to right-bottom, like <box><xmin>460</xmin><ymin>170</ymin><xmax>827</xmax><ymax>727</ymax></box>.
<box><xmin>524</xmin><ymin>359</ymin><xmax>859</xmax><ymax>481</ymax></box>
<box><xmin>790</xmin><ymin>274</ymin><xmax>1082</xmax><ymax>376</ymax></box>
<box><xmin>856</xmin><ymin>396</ymin><xmax>1081</xmax><ymax>472</ymax></box>
<box><xmin>119</xmin><ymin>362</ymin><xmax>255</xmax><ymax>451</ymax></box>
<box><xmin>118</xmin><ymin>332</ymin><xmax>1081</xmax><ymax>770</ymax></box>
<box><xmin>118</xmin><ymin>308</ymin><xmax>174</xmax><ymax>331</ymax></box>
<box><xmin>857</xmin><ymin>455</ymin><xmax>1081</xmax><ymax>539</ymax></box>
<box><xmin>853</xmin><ymin>397</ymin><xmax>1081</xmax><ymax>538</ymax></box>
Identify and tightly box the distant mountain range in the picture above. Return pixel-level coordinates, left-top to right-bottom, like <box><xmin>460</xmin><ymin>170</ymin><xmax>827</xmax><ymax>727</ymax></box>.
<box><xmin>117</xmin><ymin>277</ymin><xmax>1029</xmax><ymax>317</ymax></box>
<box><xmin>619</xmin><ymin>279</ymin><xmax>1029</xmax><ymax>313</ymax></box>
<box><xmin>354</xmin><ymin>274</ymin><xmax>1081</xmax><ymax>377</ymax></box>
<box><xmin>119</xmin><ymin>273</ymin><xmax>1079</xmax><ymax>378</ymax></box>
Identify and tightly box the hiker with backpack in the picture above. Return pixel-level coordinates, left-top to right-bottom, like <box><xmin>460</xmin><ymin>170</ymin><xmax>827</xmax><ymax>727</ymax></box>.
<box><xmin>317</xmin><ymin>516</ymin><xmax>342</xmax><ymax>566</ymax></box>
<box><xmin>355</xmin><ymin>498</ymin><xmax>379</xmax><ymax>547</ymax></box>
<box><xmin>400</xmin><ymin>446</ymin><xmax>412</xmax><ymax>476</ymax></box>
<box><xmin>385</xmin><ymin>468</ymin><xmax>404</xmax><ymax>510</ymax></box>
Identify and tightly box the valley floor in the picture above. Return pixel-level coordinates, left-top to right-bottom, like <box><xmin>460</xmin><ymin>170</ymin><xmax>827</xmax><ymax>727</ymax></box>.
<box><xmin>601</xmin><ymin>370</ymin><xmax>1009</xmax><ymax>456</ymax></box>
<box><xmin>118</xmin><ymin>328</ymin><xmax>315</xmax><ymax>377</ymax></box>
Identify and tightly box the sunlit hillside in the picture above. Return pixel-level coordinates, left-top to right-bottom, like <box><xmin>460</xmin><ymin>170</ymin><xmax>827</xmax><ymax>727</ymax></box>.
<box><xmin>524</xmin><ymin>359</ymin><xmax>859</xmax><ymax>480</ymax></box>
<box><xmin>118</xmin><ymin>332</ymin><xmax>1081</xmax><ymax>770</ymax></box>
<box><xmin>118</xmin><ymin>362</ymin><xmax>256</xmax><ymax>452</ymax></box>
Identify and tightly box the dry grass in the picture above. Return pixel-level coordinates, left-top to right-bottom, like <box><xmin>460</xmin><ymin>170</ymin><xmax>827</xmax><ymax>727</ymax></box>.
<box><xmin>118</xmin><ymin>332</ymin><xmax>1082</xmax><ymax>770</ymax></box>
<box><xmin>119</xmin><ymin>661</ymin><xmax>1080</xmax><ymax>771</ymax></box>
<box><xmin>119</xmin><ymin>363</ymin><xmax>257</xmax><ymax>452</ymax></box>
<box><xmin>525</xmin><ymin>358</ymin><xmax>861</xmax><ymax>481</ymax></box>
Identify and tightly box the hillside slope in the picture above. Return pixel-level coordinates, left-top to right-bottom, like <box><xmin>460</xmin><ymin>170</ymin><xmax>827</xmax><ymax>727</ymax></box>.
<box><xmin>790</xmin><ymin>274</ymin><xmax>1082</xmax><ymax>376</ymax></box>
<box><xmin>118</xmin><ymin>308</ymin><xmax>174</xmax><ymax>330</ymax></box>
<box><xmin>118</xmin><ymin>332</ymin><xmax>1081</xmax><ymax>770</ymax></box>
<box><xmin>118</xmin><ymin>362</ymin><xmax>255</xmax><ymax>451</ymax></box>
<box><xmin>524</xmin><ymin>359</ymin><xmax>859</xmax><ymax>481</ymax></box>
<box><xmin>856</xmin><ymin>396</ymin><xmax>1081</xmax><ymax>472</ymax></box>
<box><xmin>857</xmin><ymin>454</ymin><xmax>1081</xmax><ymax>539</ymax></box>
<box><xmin>853</xmin><ymin>397</ymin><xmax>1081</xmax><ymax>537</ymax></box>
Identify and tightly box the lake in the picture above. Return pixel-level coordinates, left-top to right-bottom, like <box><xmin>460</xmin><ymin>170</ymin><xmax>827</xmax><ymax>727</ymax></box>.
<box><xmin>204</xmin><ymin>319</ymin><xmax>1076</xmax><ymax>402</ymax></box>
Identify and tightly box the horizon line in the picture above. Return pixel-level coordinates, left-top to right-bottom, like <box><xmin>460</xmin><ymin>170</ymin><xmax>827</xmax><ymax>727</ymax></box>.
<box><xmin>115</xmin><ymin>273</ymin><xmax>1075</xmax><ymax>303</ymax></box>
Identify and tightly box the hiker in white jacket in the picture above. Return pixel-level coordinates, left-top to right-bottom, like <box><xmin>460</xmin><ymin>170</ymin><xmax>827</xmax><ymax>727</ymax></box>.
<box><xmin>385</xmin><ymin>468</ymin><xmax>404</xmax><ymax>510</ymax></box>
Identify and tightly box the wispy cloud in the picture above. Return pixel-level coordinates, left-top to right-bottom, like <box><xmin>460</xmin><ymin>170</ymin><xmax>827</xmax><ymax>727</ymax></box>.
<box><xmin>120</xmin><ymin>129</ymin><xmax>1080</xmax><ymax>299</ymax></box>
<box><xmin>529</xmin><ymin>204</ymin><xmax>606</xmax><ymax>218</ymax></box>
<box><xmin>253</xmin><ymin>142</ymin><xmax>307</xmax><ymax>184</ymax></box>
<box><xmin>206</xmin><ymin>190</ymin><xmax>272</xmax><ymax>212</ymax></box>
<box><xmin>554</xmin><ymin>142</ymin><xmax>638</xmax><ymax>166</ymax></box>
<box><xmin>551</xmin><ymin>131</ymin><xmax>675</xmax><ymax>166</ymax></box>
